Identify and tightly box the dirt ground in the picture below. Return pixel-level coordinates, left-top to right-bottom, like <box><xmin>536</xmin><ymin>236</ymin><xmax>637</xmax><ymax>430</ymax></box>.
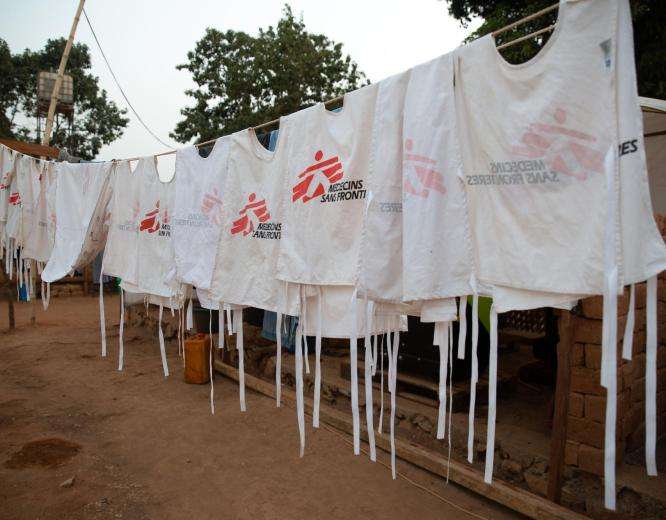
<box><xmin>0</xmin><ymin>294</ymin><xmax>521</xmax><ymax>520</ymax></box>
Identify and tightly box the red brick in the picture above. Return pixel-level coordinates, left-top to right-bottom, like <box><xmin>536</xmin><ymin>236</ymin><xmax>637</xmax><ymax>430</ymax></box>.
<box><xmin>569</xmin><ymin>392</ymin><xmax>584</xmax><ymax>418</ymax></box>
<box><xmin>585</xmin><ymin>395</ymin><xmax>605</xmax><ymax>423</ymax></box>
<box><xmin>620</xmin><ymin>389</ymin><xmax>632</xmax><ymax>417</ymax></box>
<box><xmin>630</xmin><ymin>352</ymin><xmax>647</xmax><ymax>381</ymax></box>
<box><xmin>565</xmin><ymin>441</ymin><xmax>579</xmax><ymax>466</ymax></box>
<box><xmin>632</xmin><ymin>377</ymin><xmax>646</xmax><ymax>404</ymax></box>
<box><xmin>659</xmin><ymin>390</ymin><xmax>666</xmax><ymax>414</ymax></box>
<box><xmin>621</xmin><ymin>362</ymin><xmax>635</xmax><ymax>390</ymax></box>
<box><xmin>584</xmin><ymin>344</ymin><xmax>601</xmax><ymax>370</ymax></box>
<box><xmin>570</xmin><ymin>366</ymin><xmax>604</xmax><ymax>396</ymax></box>
<box><xmin>573</xmin><ymin>316</ymin><xmax>602</xmax><ymax>344</ymax></box>
<box><xmin>578</xmin><ymin>444</ymin><xmax>604</xmax><ymax>476</ymax></box>
<box><xmin>633</xmin><ymin>330</ymin><xmax>647</xmax><ymax>354</ymax></box>
<box><xmin>659</xmin><ymin>367</ymin><xmax>666</xmax><ymax>391</ymax></box>
<box><xmin>635</xmin><ymin>281</ymin><xmax>647</xmax><ymax>309</ymax></box>
<box><xmin>580</xmin><ymin>296</ymin><xmax>604</xmax><ymax>319</ymax></box>
<box><xmin>658</xmin><ymin>346</ymin><xmax>666</xmax><ymax>369</ymax></box>
<box><xmin>571</xmin><ymin>342</ymin><xmax>585</xmax><ymax>367</ymax></box>
<box><xmin>567</xmin><ymin>416</ymin><xmax>605</xmax><ymax>449</ymax></box>
<box><xmin>621</xmin><ymin>407</ymin><xmax>641</xmax><ymax>439</ymax></box>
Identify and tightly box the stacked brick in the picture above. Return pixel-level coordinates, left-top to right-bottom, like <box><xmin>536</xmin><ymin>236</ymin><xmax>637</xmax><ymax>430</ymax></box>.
<box><xmin>565</xmin><ymin>215</ymin><xmax>666</xmax><ymax>476</ymax></box>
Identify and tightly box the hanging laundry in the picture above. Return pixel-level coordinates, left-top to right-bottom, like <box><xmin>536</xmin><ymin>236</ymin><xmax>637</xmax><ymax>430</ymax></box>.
<box><xmin>170</xmin><ymin>137</ymin><xmax>231</xmax><ymax>309</ymax></box>
<box><xmin>41</xmin><ymin>161</ymin><xmax>113</xmax><ymax>283</ymax></box>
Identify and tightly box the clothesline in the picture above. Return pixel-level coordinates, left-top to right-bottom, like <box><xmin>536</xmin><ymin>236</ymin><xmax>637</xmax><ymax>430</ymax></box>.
<box><xmin>121</xmin><ymin>2</ymin><xmax>559</xmax><ymax>163</ymax></box>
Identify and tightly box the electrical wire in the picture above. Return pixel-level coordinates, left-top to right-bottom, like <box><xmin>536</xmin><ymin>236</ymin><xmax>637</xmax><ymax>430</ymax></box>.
<box><xmin>81</xmin><ymin>7</ymin><xmax>175</xmax><ymax>151</ymax></box>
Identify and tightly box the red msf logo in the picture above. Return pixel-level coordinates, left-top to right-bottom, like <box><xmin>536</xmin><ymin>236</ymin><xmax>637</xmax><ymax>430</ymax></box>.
<box><xmin>0</xmin><ymin>172</ymin><xmax>10</xmax><ymax>190</ymax></box>
<box><xmin>139</xmin><ymin>201</ymin><xmax>162</xmax><ymax>233</ymax></box>
<box><xmin>202</xmin><ymin>188</ymin><xmax>223</xmax><ymax>226</ymax></box>
<box><xmin>512</xmin><ymin>107</ymin><xmax>604</xmax><ymax>181</ymax></box>
<box><xmin>9</xmin><ymin>192</ymin><xmax>20</xmax><ymax>205</ymax></box>
<box><xmin>292</xmin><ymin>150</ymin><xmax>344</xmax><ymax>203</ymax></box>
<box><xmin>231</xmin><ymin>193</ymin><xmax>270</xmax><ymax>236</ymax></box>
<box><xmin>403</xmin><ymin>139</ymin><xmax>446</xmax><ymax>198</ymax></box>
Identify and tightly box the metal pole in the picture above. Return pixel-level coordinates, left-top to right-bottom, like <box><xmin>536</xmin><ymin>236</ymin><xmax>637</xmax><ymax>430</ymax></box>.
<box><xmin>41</xmin><ymin>0</ymin><xmax>86</xmax><ymax>147</ymax></box>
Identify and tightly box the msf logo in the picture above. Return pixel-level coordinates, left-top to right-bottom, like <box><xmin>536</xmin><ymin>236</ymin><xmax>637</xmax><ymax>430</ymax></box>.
<box><xmin>231</xmin><ymin>193</ymin><xmax>270</xmax><ymax>236</ymax></box>
<box><xmin>292</xmin><ymin>150</ymin><xmax>344</xmax><ymax>203</ymax></box>
<box><xmin>139</xmin><ymin>201</ymin><xmax>169</xmax><ymax>234</ymax></box>
<box><xmin>9</xmin><ymin>192</ymin><xmax>21</xmax><ymax>205</ymax></box>
<box><xmin>403</xmin><ymin>139</ymin><xmax>446</xmax><ymax>198</ymax></box>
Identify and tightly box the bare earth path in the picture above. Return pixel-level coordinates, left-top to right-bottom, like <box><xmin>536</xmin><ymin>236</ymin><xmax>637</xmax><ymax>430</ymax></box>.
<box><xmin>0</xmin><ymin>295</ymin><xmax>520</xmax><ymax>520</ymax></box>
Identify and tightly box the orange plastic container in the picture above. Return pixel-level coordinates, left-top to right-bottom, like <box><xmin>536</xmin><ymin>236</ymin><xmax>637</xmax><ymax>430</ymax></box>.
<box><xmin>184</xmin><ymin>333</ymin><xmax>211</xmax><ymax>384</ymax></box>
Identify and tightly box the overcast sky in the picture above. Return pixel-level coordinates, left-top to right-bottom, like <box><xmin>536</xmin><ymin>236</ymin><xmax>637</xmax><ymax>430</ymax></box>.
<box><xmin>2</xmin><ymin>0</ymin><xmax>479</xmax><ymax>170</ymax></box>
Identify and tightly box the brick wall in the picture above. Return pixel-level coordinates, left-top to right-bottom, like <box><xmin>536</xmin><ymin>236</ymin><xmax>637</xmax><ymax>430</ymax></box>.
<box><xmin>565</xmin><ymin>216</ymin><xmax>666</xmax><ymax>476</ymax></box>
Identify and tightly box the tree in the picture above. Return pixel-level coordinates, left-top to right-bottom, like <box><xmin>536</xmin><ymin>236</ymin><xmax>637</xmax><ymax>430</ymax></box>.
<box><xmin>445</xmin><ymin>0</ymin><xmax>666</xmax><ymax>99</ymax></box>
<box><xmin>172</xmin><ymin>5</ymin><xmax>368</xmax><ymax>144</ymax></box>
<box><xmin>0</xmin><ymin>37</ymin><xmax>128</xmax><ymax>160</ymax></box>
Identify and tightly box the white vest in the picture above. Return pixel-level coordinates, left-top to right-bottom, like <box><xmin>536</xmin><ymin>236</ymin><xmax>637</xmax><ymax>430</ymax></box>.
<box><xmin>42</xmin><ymin>161</ymin><xmax>112</xmax><ymax>283</ymax></box>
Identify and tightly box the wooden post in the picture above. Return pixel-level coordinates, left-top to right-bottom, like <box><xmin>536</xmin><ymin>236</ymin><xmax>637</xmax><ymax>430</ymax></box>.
<box><xmin>547</xmin><ymin>310</ymin><xmax>575</xmax><ymax>503</ymax></box>
<box><xmin>41</xmin><ymin>0</ymin><xmax>86</xmax><ymax>147</ymax></box>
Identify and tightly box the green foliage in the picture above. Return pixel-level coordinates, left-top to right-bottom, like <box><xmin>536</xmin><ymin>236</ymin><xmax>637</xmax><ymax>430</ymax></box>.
<box><xmin>445</xmin><ymin>0</ymin><xmax>666</xmax><ymax>99</ymax></box>
<box><xmin>0</xmin><ymin>37</ymin><xmax>128</xmax><ymax>160</ymax></box>
<box><xmin>172</xmin><ymin>4</ymin><xmax>368</xmax><ymax>143</ymax></box>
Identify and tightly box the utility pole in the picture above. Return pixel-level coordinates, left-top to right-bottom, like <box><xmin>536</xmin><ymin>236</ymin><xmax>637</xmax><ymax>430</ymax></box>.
<box><xmin>41</xmin><ymin>0</ymin><xmax>86</xmax><ymax>147</ymax></box>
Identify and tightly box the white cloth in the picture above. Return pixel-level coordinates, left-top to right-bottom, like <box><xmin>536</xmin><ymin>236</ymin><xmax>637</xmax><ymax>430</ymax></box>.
<box><xmin>403</xmin><ymin>52</ymin><xmax>472</xmax><ymax>302</ymax></box>
<box><xmin>458</xmin><ymin>0</ymin><xmax>618</xmax><ymax>297</ymax></box>
<box><xmin>42</xmin><ymin>161</ymin><xmax>112</xmax><ymax>282</ymax></box>
<box><xmin>210</xmin><ymin>129</ymin><xmax>299</xmax><ymax>315</ymax></box>
<box><xmin>171</xmin><ymin>138</ymin><xmax>230</xmax><ymax>308</ymax></box>
<box><xmin>276</xmin><ymin>83</ymin><xmax>378</xmax><ymax>286</ymax></box>
<box><xmin>0</xmin><ymin>145</ymin><xmax>16</xmax><ymax>245</ymax></box>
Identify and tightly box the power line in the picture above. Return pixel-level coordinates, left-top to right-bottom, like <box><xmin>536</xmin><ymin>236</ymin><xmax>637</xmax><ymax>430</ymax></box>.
<box><xmin>82</xmin><ymin>7</ymin><xmax>175</xmax><ymax>151</ymax></box>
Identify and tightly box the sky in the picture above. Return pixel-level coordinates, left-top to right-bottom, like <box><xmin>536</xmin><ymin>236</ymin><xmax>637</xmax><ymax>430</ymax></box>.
<box><xmin>1</xmin><ymin>0</ymin><xmax>480</xmax><ymax>176</ymax></box>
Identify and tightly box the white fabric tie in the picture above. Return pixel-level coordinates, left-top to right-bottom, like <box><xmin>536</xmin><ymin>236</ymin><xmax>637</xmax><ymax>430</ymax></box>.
<box><xmin>457</xmin><ymin>296</ymin><xmax>467</xmax><ymax>359</ymax></box>
<box><xmin>209</xmin><ymin>310</ymin><xmax>215</xmax><ymax>415</ymax></box>
<box><xmin>99</xmin><ymin>270</ymin><xmax>107</xmax><ymax>358</ymax></box>
<box><xmin>646</xmin><ymin>276</ymin><xmax>658</xmax><ymax>476</ymax></box>
<box><xmin>371</xmin><ymin>333</ymin><xmax>378</xmax><ymax>376</ymax></box>
<box><xmin>600</xmin><ymin>146</ymin><xmax>619</xmax><ymax>511</ymax></box>
<box><xmin>158</xmin><ymin>304</ymin><xmax>169</xmax><ymax>377</ymax></box>
<box><xmin>217</xmin><ymin>305</ymin><xmax>224</xmax><ymax>349</ymax></box>
<box><xmin>389</xmin><ymin>323</ymin><xmax>400</xmax><ymax>479</ymax></box>
<box><xmin>622</xmin><ymin>284</ymin><xmax>635</xmax><ymax>360</ymax></box>
<box><xmin>483</xmin><ymin>305</ymin><xmax>498</xmax><ymax>484</ymax></box>
<box><xmin>275</xmin><ymin>312</ymin><xmax>282</xmax><ymax>407</ymax></box>
<box><xmin>118</xmin><ymin>288</ymin><xmax>125</xmax><ymax>371</ymax></box>
<box><xmin>447</xmin><ymin>321</ymin><xmax>454</xmax><ymax>483</ymax></box>
<box><xmin>226</xmin><ymin>307</ymin><xmax>232</xmax><ymax>335</ymax></box>
<box><xmin>295</xmin><ymin>314</ymin><xmax>305</xmax><ymax>457</ymax></box>
<box><xmin>435</xmin><ymin>321</ymin><xmax>449</xmax><ymax>440</ymax></box>
<box><xmin>302</xmin><ymin>294</ymin><xmax>310</xmax><ymax>375</ymax></box>
<box><xmin>313</xmin><ymin>288</ymin><xmax>323</xmax><ymax>427</ymax></box>
<box><xmin>235</xmin><ymin>309</ymin><xmax>246</xmax><ymax>412</ymax></box>
<box><xmin>349</xmin><ymin>288</ymin><xmax>361</xmax><ymax>455</ymax></box>
<box><xmin>378</xmin><ymin>334</ymin><xmax>384</xmax><ymax>435</ymax></box>
<box><xmin>467</xmin><ymin>293</ymin><xmax>479</xmax><ymax>463</ymax></box>
<box><xmin>363</xmin><ymin>296</ymin><xmax>376</xmax><ymax>461</ymax></box>
<box><xmin>185</xmin><ymin>297</ymin><xmax>193</xmax><ymax>330</ymax></box>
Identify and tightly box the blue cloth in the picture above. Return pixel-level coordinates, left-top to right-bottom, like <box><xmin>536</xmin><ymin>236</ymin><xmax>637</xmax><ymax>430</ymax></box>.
<box><xmin>261</xmin><ymin>311</ymin><xmax>298</xmax><ymax>352</ymax></box>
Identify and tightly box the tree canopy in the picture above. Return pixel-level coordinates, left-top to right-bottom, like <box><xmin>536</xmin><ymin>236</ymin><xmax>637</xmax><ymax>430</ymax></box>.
<box><xmin>171</xmin><ymin>5</ymin><xmax>368</xmax><ymax>144</ymax></box>
<box><xmin>445</xmin><ymin>0</ymin><xmax>666</xmax><ymax>99</ymax></box>
<box><xmin>0</xmin><ymin>37</ymin><xmax>128</xmax><ymax>160</ymax></box>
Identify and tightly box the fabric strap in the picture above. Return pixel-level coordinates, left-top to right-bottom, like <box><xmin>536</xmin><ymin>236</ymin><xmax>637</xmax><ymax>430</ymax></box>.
<box><xmin>218</xmin><ymin>309</ymin><xmax>224</xmax><ymax>349</ymax></box>
<box><xmin>447</xmin><ymin>321</ymin><xmax>454</xmax><ymax>483</ymax></box>
<box><xmin>235</xmin><ymin>308</ymin><xmax>246</xmax><ymax>412</ymax></box>
<box><xmin>646</xmin><ymin>275</ymin><xmax>658</xmax><ymax>476</ymax></box>
<box><xmin>483</xmin><ymin>305</ymin><xmax>498</xmax><ymax>484</ymax></box>
<box><xmin>349</xmin><ymin>289</ymin><xmax>361</xmax><ymax>455</ymax></box>
<box><xmin>158</xmin><ymin>304</ymin><xmax>169</xmax><ymax>377</ymax></box>
<box><xmin>435</xmin><ymin>321</ymin><xmax>449</xmax><ymax>440</ymax></box>
<box><xmin>313</xmin><ymin>288</ymin><xmax>323</xmax><ymax>427</ymax></box>
<box><xmin>457</xmin><ymin>296</ymin><xmax>467</xmax><ymax>359</ymax></box>
<box><xmin>364</xmin><ymin>296</ymin><xmax>376</xmax><ymax>461</ymax></box>
<box><xmin>186</xmin><ymin>297</ymin><xmax>193</xmax><ymax>330</ymax></box>
<box><xmin>99</xmin><ymin>269</ymin><xmax>106</xmax><ymax>358</ymax></box>
<box><xmin>378</xmin><ymin>334</ymin><xmax>384</xmax><ymax>435</ymax></box>
<box><xmin>295</xmin><ymin>313</ymin><xmax>305</xmax><ymax>457</ymax></box>
<box><xmin>118</xmin><ymin>288</ymin><xmax>125</xmax><ymax>371</ymax></box>
<box><xmin>389</xmin><ymin>322</ymin><xmax>400</xmax><ymax>479</ymax></box>
<box><xmin>467</xmin><ymin>293</ymin><xmax>479</xmax><ymax>463</ymax></box>
<box><xmin>276</xmin><ymin>311</ymin><xmax>282</xmax><ymax>407</ymax></box>
<box><xmin>622</xmin><ymin>284</ymin><xmax>635</xmax><ymax>360</ymax></box>
<box><xmin>209</xmin><ymin>310</ymin><xmax>215</xmax><ymax>415</ymax></box>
